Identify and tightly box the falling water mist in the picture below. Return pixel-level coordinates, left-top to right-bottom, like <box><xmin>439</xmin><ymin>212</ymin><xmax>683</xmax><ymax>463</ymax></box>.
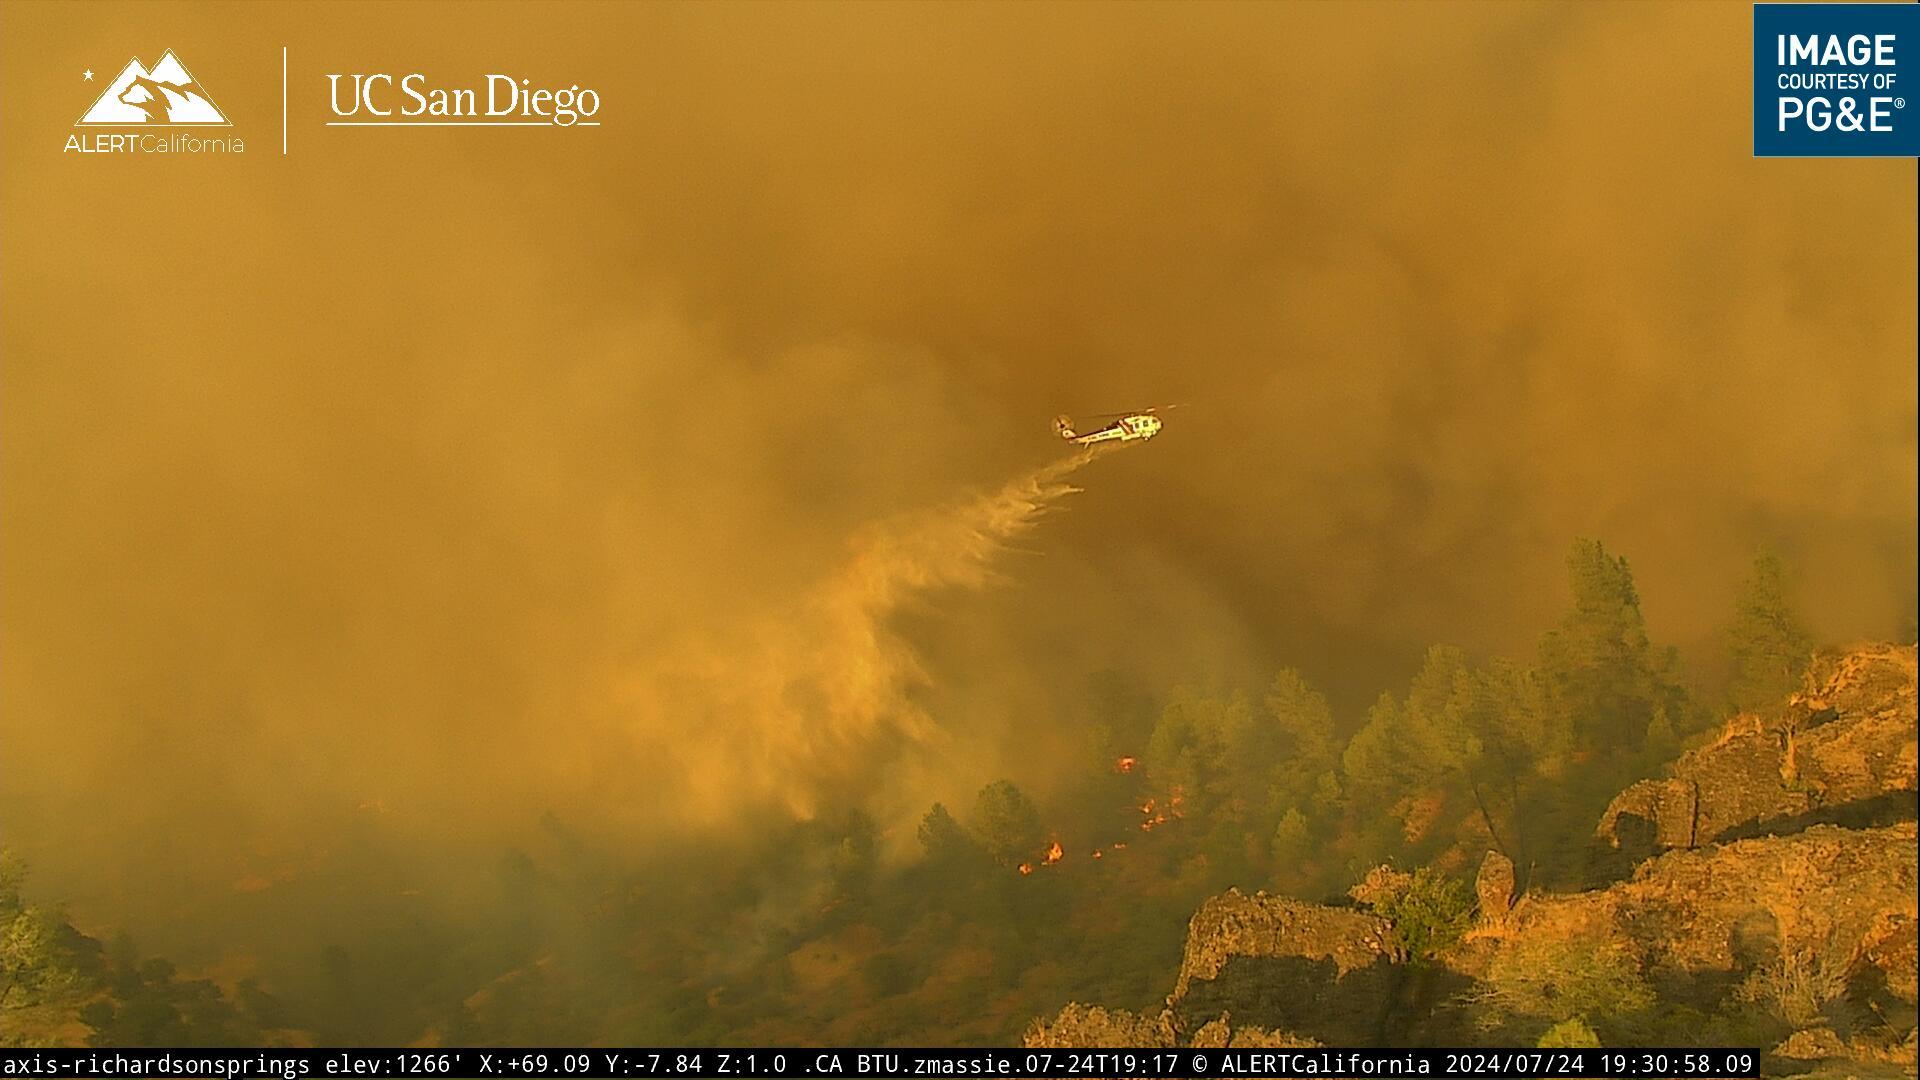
<box><xmin>613</xmin><ymin>448</ymin><xmax>1107</xmax><ymax>829</ymax></box>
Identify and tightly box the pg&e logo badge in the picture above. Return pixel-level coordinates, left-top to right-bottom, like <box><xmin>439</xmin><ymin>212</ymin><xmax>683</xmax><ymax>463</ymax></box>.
<box><xmin>1754</xmin><ymin>3</ymin><xmax>1920</xmax><ymax>157</ymax></box>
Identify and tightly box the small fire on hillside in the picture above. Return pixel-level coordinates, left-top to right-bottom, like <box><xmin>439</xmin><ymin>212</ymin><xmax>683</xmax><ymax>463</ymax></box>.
<box><xmin>1014</xmin><ymin>838</ymin><xmax>1070</xmax><ymax>876</ymax></box>
<box><xmin>1138</xmin><ymin>786</ymin><xmax>1186</xmax><ymax>832</ymax></box>
<box><xmin>1012</xmin><ymin>782</ymin><xmax>1185</xmax><ymax>875</ymax></box>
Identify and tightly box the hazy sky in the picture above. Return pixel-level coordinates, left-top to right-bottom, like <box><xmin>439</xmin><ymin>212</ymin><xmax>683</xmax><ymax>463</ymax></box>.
<box><xmin>2</xmin><ymin>1</ymin><xmax>1914</xmax><ymax>958</ymax></box>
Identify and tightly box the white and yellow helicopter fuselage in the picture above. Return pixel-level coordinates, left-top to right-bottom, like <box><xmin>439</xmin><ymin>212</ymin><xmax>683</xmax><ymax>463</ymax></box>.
<box><xmin>1053</xmin><ymin>412</ymin><xmax>1163</xmax><ymax>446</ymax></box>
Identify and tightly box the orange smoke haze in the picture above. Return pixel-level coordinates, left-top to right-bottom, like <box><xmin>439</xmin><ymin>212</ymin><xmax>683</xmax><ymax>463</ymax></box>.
<box><xmin>0</xmin><ymin>1</ymin><xmax>1912</xmax><ymax>969</ymax></box>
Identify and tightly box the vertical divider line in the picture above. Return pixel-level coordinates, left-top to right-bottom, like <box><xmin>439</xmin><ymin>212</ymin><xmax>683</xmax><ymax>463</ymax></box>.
<box><xmin>281</xmin><ymin>46</ymin><xmax>287</xmax><ymax>155</ymax></box>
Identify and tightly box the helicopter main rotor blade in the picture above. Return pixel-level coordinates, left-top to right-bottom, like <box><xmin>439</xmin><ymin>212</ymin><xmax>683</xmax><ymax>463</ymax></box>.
<box><xmin>1072</xmin><ymin>403</ymin><xmax>1188</xmax><ymax>418</ymax></box>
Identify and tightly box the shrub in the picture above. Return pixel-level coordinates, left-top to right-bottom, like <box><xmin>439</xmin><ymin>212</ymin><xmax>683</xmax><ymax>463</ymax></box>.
<box><xmin>1480</xmin><ymin>936</ymin><xmax>1655</xmax><ymax>1026</ymax></box>
<box><xmin>1537</xmin><ymin>1017</ymin><xmax>1601</xmax><ymax>1047</ymax></box>
<box><xmin>1737</xmin><ymin>943</ymin><xmax>1851</xmax><ymax>1031</ymax></box>
<box><xmin>1363</xmin><ymin>865</ymin><xmax>1473</xmax><ymax>962</ymax></box>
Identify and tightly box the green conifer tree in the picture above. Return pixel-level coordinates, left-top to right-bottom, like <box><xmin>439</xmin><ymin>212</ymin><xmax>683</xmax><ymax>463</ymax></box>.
<box><xmin>916</xmin><ymin>803</ymin><xmax>970</xmax><ymax>861</ymax></box>
<box><xmin>1538</xmin><ymin>539</ymin><xmax>1691</xmax><ymax>749</ymax></box>
<box><xmin>968</xmin><ymin>781</ymin><xmax>1044</xmax><ymax>867</ymax></box>
<box><xmin>1725</xmin><ymin>553</ymin><xmax>1813</xmax><ymax>715</ymax></box>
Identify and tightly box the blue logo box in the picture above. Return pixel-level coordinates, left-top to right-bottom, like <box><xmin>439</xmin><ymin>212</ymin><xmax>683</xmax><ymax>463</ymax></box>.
<box><xmin>1754</xmin><ymin>2</ymin><xmax>1920</xmax><ymax>157</ymax></box>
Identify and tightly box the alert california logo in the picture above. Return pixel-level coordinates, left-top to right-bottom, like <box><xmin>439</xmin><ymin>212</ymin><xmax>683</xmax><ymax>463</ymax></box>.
<box><xmin>65</xmin><ymin>49</ymin><xmax>247</xmax><ymax>155</ymax></box>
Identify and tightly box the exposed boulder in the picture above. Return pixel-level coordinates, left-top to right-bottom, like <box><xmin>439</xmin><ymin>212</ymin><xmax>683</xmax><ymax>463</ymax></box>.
<box><xmin>1858</xmin><ymin>912</ymin><xmax>1918</xmax><ymax>1007</ymax></box>
<box><xmin>1168</xmin><ymin>890</ymin><xmax>1403</xmax><ymax>1044</ymax></box>
<box><xmin>1187</xmin><ymin>1016</ymin><xmax>1232</xmax><ymax>1047</ymax></box>
<box><xmin>1768</xmin><ymin>1024</ymin><xmax>1919</xmax><ymax>1080</ymax></box>
<box><xmin>1022</xmin><ymin>1003</ymin><xmax>1177</xmax><ymax>1048</ymax></box>
<box><xmin>1348</xmin><ymin>866</ymin><xmax>1413</xmax><ymax>909</ymax></box>
<box><xmin>1023</xmin><ymin>1004</ymin><xmax>1319</xmax><ymax>1055</ymax></box>
<box><xmin>1184</xmin><ymin>1014</ymin><xmax>1325</xmax><ymax>1048</ymax></box>
<box><xmin>1226</xmin><ymin>1027</ymin><xmax>1322</xmax><ymax>1048</ymax></box>
<box><xmin>1597</xmin><ymin>777</ymin><xmax>1701</xmax><ymax>852</ymax></box>
<box><xmin>1476</xmin><ymin>851</ymin><xmax>1516</xmax><ymax>924</ymax></box>
<box><xmin>1028</xmin><ymin>889</ymin><xmax>1399</xmax><ymax>1049</ymax></box>
<box><xmin>1597</xmin><ymin>646</ymin><xmax>1917</xmax><ymax>864</ymax></box>
<box><xmin>1798</xmin><ymin>646</ymin><xmax>1920</xmax><ymax>729</ymax></box>
<box><xmin>1774</xmin><ymin>1026</ymin><xmax>1850</xmax><ymax>1062</ymax></box>
<box><xmin>1174</xmin><ymin>890</ymin><xmax>1394</xmax><ymax>996</ymax></box>
<box><xmin>1784</xmin><ymin>646</ymin><xmax>1920</xmax><ymax>810</ymax></box>
<box><xmin>1508</xmin><ymin>823</ymin><xmax>1918</xmax><ymax>995</ymax></box>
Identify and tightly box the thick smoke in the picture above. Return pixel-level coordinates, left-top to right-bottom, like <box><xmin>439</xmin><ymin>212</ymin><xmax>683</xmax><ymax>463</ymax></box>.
<box><xmin>0</xmin><ymin>2</ymin><xmax>1912</xmax><ymax>969</ymax></box>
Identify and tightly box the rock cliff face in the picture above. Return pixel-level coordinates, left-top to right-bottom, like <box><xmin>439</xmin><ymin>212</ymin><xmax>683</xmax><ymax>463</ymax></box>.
<box><xmin>1171</xmin><ymin>894</ymin><xmax>1399</xmax><ymax>1046</ymax></box>
<box><xmin>1596</xmin><ymin>645</ymin><xmax>1917</xmax><ymax>868</ymax></box>
<box><xmin>1028</xmin><ymin>646</ymin><xmax>1919</xmax><ymax>1072</ymax></box>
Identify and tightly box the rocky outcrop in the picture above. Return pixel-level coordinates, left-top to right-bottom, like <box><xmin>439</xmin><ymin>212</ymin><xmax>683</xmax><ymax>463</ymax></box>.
<box><xmin>1169</xmin><ymin>892</ymin><xmax>1401</xmax><ymax>1044</ymax></box>
<box><xmin>1031</xmin><ymin>823</ymin><xmax>1917</xmax><ymax>1052</ymax></box>
<box><xmin>1030</xmin><ymin>645</ymin><xmax>1920</xmax><ymax>1066</ymax></box>
<box><xmin>1023</xmin><ymin>1003</ymin><xmax>1178</xmax><ymax>1048</ymax></box>
<box><xmin>1022</xmin><ymin>1001</ymin><xmax>1324</xmax><ymax>1053</ymax></box>
<box><xmin>1023</xmin><ymin>892</ymin><xmax>1399</xmax><ymax>1049</ymax></box>
<box><xmin>1784</xmin><ymin>646</ymin><xmax>1920</xmax><ymax>810</ymax></box>
<box><xmin>1485</xmin><ymin>823</ymin><xmax>1919</xmax><ymax>1018</ymax></box>
<box><xmin>1597</xmin><ymin>646</ymin><xmax>1918</xmax><ymax>864</ymax></box>
<box><xmin>1610</xmin><ymin>824</ymin><xmax>1914</xmax><ymax>989</ymax></box>
<box><xmin>1476</xmin><ymin>851</ymin><xmax>1516</xmax><ymax>924</ymax></box>
<box><xmin>1173</xmin><ymin>892</ymin><xmax>1394</xmax><ymax>998</ymax></box>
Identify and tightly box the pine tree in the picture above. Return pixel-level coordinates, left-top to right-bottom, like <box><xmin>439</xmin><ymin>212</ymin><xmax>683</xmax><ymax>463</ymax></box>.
<box><xmin>1265</xmin><ymin>669</ymin><xmax>1338</xmax><ymax>777</ymax></box>
<box><xmin>1343</xmin><ymin>690</ymin><xmax>1442</xmax><ymax>800</ymax></box>
<box><xmin>1342</xmin><ymin>647</ymin><xmax>1571</xmax><ymax>883</ymax></box>
<box><xmin>916</xmin><ymin>803</ymin><xmax>970</xmax><ymax>861</ymax></box>
<box><xmin>968</xmin><ymin>781</ymin><xmax>1043</xmax><ymax>867</ymax></box>
<box><xmin>1538</xmin><ymin>539</ymin><xmax>1690</xmax><ymax>750</ymax></box>
<box><xmin>1269</xmin><ymin>808</ymin><xmax>1312</xmax><ymax>868</ymax></box>
<box><xmin>1145</xmin><ymin>691</ymin><xmax>1261</xmax><ymax>821</ymax></box>
<box><xmin>1725</xmin><ymin>553</ymin><xmax>1813</xmax><ymax>714</ymax></box>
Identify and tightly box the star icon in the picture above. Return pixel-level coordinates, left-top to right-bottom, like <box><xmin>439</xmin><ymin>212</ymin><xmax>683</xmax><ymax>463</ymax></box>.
<box><xmin>83</xmin><ymin>68</ymin><xmax>94</xmax><ymax>81</ymax></box>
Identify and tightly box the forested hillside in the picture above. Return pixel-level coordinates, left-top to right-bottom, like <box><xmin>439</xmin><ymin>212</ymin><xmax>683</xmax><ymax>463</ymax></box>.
<box><xmin>4</xmin><ymin>542</ymin><xmax>1912</xmax><ymax>1053</ymax></box>
<box><xmin>1030</xmin><ymin>643</ymin><xmax>1916</xmax><ymax>1073</ymax></box>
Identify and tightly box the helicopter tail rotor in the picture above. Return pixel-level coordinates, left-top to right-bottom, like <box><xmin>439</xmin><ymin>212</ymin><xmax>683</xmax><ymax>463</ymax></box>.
<box><xmin>1052</xmin><ymin>415</ymin><xmax>1077</xmax><ymax>440</ymax></box>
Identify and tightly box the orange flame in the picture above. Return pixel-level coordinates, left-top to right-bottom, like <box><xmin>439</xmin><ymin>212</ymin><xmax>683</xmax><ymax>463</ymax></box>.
<box><xmin>1133</xmin><ymin>789</ymin><xmax>1180</xmax><ymax>832</ymax></box>
<box><xmin>1017</xmin><ymin>862</ymin><xmax>1033</xmax><ymax>875</ymax></box>
<box><xmin>1091</xmin><ymin>850</ymin><xmax>1103</xmax><ymax>859</ymax></box>
<box><xmin>1115</xmin><ymin>756</ymin><xmax>1137</xmax><ymax>774</ymax></box>
<box><xmin>1043</xmin><ymin>839</ymin><xmax>1064</xmax><ymax>865</ymax></box>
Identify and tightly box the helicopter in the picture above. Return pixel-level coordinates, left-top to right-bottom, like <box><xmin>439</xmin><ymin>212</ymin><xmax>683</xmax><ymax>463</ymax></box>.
<box><xmin>1052</xmin><ymin>406</ymin><xmax>1179</xmax><ymax>446</ymax></box>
